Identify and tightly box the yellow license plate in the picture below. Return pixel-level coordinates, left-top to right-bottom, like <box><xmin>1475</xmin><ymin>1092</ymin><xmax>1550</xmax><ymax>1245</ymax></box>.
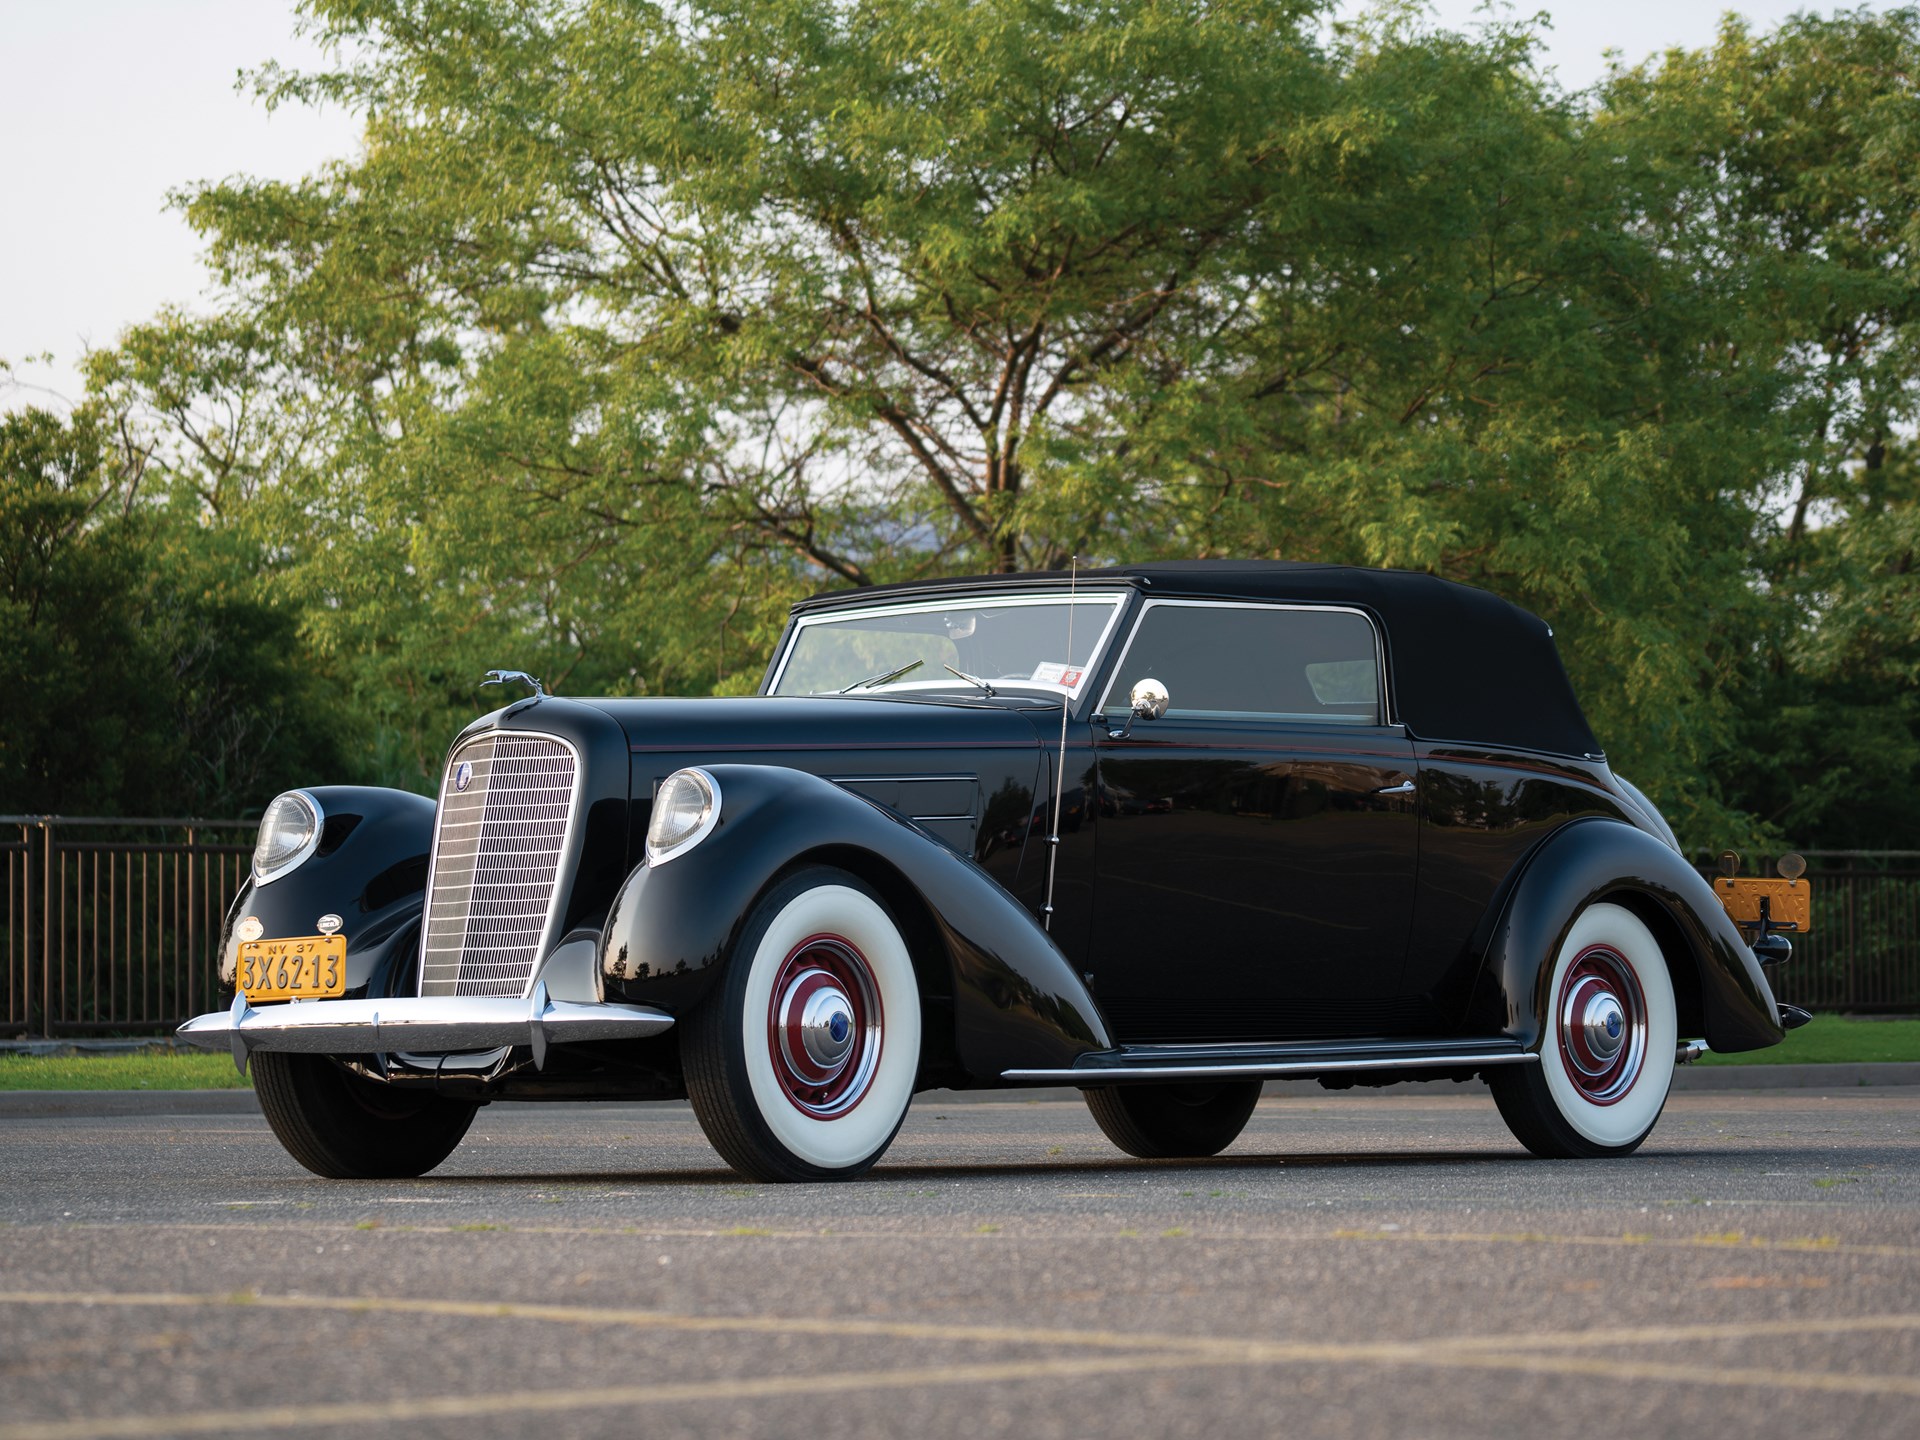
<box><xmin>1714</xmin><ymin>877</ymin><xmax>1812</xmax><ymax>933</ymax></box>
<box><xmin>237</xmin><ymin>935</ymin><xmax>347</xmax><ymax>1001</ymax></box>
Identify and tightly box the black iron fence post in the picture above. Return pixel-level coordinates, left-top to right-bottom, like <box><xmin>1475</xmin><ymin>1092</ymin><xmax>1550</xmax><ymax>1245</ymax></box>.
<box><xmin>3</xmin><ymin>820</ymin><xmax>41</xmax><ymax>1037</ymax></box>
<box><xmin>185</xmin><ymin>823</ymin><xmax>197</xmax><ymax>1025</ymax></box>
<box><xmin>40</xmin><ymin>820</ymin><xmax>52</xmax><ymax>1038</ymax></box>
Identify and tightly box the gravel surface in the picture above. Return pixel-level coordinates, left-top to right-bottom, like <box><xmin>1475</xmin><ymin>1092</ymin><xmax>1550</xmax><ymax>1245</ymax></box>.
<box><xmin>2</xmin><ymin>1087</ymin><xmax>1915</xmax><ymax>1439</ymax></box>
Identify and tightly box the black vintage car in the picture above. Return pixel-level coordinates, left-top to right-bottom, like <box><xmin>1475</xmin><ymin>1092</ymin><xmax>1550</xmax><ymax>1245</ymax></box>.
<box><xmin>180</xmin><ymin>562</ymin><xmax>1807</xmax><ymax>1182</ymax></box>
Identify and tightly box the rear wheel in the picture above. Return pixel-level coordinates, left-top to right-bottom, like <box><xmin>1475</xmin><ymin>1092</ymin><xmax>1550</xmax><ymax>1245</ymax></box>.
<box><xmin>684</xmin><ymin>867</ymin><xmax>921</xmax><ymax>1183</ymax></box>
<box><xmin>1490</xmin><ymin>901</ymin><xmax>1677</xmax><ymax>1158</ymax></box>
<box><xmin>1084</xmin><ymin>1081</ymin><xmax>1263</xmax><ymax>1159</ymax></box>
<box><xmin>251</xmin><ymin>1051</ymin><xmax>478</xmax><ymax>1179</ymax></box>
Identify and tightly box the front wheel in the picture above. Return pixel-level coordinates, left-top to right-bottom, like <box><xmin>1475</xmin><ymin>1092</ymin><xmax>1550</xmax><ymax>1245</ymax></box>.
<box><xmin>684</xmin><ymin>867</ymin><xmax>921</xmax><ymax>1183</ymax></box>
<box><xmin>1490</xmin><ymin>901</ymin><xmax>1677</xmax><ymax>1158</ymax></box>
<box><xmin>1084</xmin><ymin>1081</ymin><xmax>1263</xmax><ymax>1159</ymax></box>
<box><xmin>251</xmin><ymin>1051</ymin><xmax>478</xmax><ymax>1179</ymax></box>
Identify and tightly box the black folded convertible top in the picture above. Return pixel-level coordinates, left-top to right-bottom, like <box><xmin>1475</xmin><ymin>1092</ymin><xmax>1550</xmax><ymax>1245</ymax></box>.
<box><xmin>795</xmin><ymin>560</ymin><xmax>1603</xmax><ymax>759</ymax></box>
<box><xmin>1107</xmin><ymin>562</ymin><xmax>1600</xmax><ymax>758</ymax></box>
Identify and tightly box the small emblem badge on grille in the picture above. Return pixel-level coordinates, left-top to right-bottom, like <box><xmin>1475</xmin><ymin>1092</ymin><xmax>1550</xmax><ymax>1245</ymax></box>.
<box><xmin>237</xmin><ymin>915</ymin><xmax>263</xmax><ymax>943</ymax></box>
<box><xmin>316</xmin><ymin>913</ymin><xmax>343</xmax><ymax>936</ymax></box>
<box><xmin>455</xmin><ymin>760</ymin><xmax>474</xmax><ymax>791</ymax></box>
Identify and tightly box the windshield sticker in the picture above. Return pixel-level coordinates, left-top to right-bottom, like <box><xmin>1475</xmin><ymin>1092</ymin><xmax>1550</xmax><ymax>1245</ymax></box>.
<box><xmin>1030</xmin><ymin>662</ymin><xmax>1088</xmax><ymax>691</ymax></box>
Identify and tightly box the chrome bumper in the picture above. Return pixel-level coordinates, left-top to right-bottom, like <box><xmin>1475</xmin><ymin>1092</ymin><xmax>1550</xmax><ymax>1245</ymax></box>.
<box><xmin>176</xmin><ymin>984</ymin><xmax>675</xmax><ymax>1074</ymax></box>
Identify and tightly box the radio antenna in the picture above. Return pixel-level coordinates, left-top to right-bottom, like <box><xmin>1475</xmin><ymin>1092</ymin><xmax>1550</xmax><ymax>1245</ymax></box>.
<box><xmin>1042</xmin><ymin>554</ymin><xmax>1078</xmax><ymax>932</ymax></box>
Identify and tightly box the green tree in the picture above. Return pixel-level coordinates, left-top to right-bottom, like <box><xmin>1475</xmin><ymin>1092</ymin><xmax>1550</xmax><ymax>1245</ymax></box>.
<box><xmin>0</xmin><ymin>403</ymin><xmax>353</xmax><ymax>815</ymax></box>
<box><xmin>1597</xmin><ymin>7</ymin><xmax>1920</xmax><ymax>848</ymax></box>
<box><xmin>77</xmin><ymin>0</ymin><xmax>1920</xmax><ymax>846</ymax></box>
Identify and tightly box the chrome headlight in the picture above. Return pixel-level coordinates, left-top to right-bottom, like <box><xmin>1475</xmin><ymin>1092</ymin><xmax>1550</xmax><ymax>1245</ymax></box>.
<box><xmin>647</xmin><ymin>768</ymin><xmax>719</xmax><ymax>866</ymax></box>
<box><xmin>252</xmin><ymin>790</ymin><xmax>322</xmax><ymax>884</ymax></box>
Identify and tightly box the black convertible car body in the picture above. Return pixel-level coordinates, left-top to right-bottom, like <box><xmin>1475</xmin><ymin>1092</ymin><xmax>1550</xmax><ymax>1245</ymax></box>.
<box><xmin>180</xmin><ymin>562</ymin><xmax>1800</xmax><ymax>1181</ymax></box>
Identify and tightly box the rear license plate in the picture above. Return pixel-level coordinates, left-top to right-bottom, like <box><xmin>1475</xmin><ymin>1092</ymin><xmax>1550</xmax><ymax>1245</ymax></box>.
<box><xmin>238</xmin><ymin>935</ymin><xmax>347</xmax><ymax>1001</ymax></box>
<box><xmin>1713</xmin><ymin>878</ymin><xmax>1812</xmax><ymax>933</ymax></box>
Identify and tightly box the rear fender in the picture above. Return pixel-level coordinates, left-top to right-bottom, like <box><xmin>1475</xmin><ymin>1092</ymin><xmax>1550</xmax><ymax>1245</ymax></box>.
<box><xmin>1468</xmin><ymin>818</ymin><xmax>1785</xmax><ymax>1054</ymax></box>
<box><xmin>600</xmin><ymin>764</ymin><xmax>1110</xmax><ymax>1082</ymax></box>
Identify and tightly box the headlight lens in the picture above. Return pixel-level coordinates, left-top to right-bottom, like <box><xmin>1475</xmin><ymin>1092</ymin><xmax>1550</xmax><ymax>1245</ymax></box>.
<box><xmin>252</xmin><ymin>790</ymin><xmax>322</xmax><ymax>884</ymax></box>
<box><xmin>647</xmin><ymin>768</ymin><xmax>719</xmax><ymax>865</ymax></box>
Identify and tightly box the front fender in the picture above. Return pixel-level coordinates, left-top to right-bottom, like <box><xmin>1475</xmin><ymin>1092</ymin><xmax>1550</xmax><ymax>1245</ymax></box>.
<box><xmin>600</xmin><ymin>764</ymin><xmax>1111</xmax><ymax>1083</ymax></box>
<box><xmin>1469</xmin><ymin>817</ymin><xmax>1784</xmax><ymax>1054</ymax></box>
<box><xmin>217</xmin><ymin>785</ymin><xmax>435</xmax><ymax>1004</ymax></box>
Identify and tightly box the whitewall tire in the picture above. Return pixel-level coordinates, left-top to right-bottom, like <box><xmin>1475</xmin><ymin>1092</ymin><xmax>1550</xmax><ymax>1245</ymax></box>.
<box><xmin>685</xmin><ymin>867</ymin><xmax>920</xmax><ymax>1182</ymax></box>
<box><xmin>1491</xmin><ymin>901</ymin><xmax>1677</xmax><ymax>1158</ymax></box>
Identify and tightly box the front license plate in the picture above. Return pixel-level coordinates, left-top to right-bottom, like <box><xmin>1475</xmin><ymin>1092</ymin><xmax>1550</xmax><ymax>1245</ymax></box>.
<box><xmin>1714</xmin><ymin>878</ymin><xmax>1812</xmax><ymax>933</ymax></box>
<box><xmin>238</xmin><ymin>935</ymin><xmax>347</xmax><ymax>1001</ymax></box>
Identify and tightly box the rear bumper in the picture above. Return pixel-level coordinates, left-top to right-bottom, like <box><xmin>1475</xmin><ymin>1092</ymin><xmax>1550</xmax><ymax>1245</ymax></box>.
<box><xmin>176</xmin><ymin>986</ymin><xmax>675</xmax><ymax>1074</ymax></box>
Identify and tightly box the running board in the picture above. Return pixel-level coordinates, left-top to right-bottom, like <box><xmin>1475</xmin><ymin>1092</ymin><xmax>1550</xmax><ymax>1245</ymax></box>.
<box><xmin>1001</xmin><ymin>1036</ymin><xmax>1535</xmax><ymax>1085</ymax></box>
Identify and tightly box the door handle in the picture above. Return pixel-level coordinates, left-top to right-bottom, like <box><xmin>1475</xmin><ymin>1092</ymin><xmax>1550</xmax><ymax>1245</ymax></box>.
<box><xmin>1374</xmin><ymin>779</ymin><xmax>1417</xmax><ymax>796</ymax></box>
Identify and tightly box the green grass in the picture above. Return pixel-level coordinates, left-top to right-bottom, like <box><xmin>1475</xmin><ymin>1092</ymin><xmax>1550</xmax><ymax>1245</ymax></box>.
<box><xmin>0</xmin><ymin>1050</ymin><xmax>252</xmax><ymax>1091</ymax></box>
<box><xmin>0</xmin><ymin>1015</ymin><xmax>1913</xmax><ymax>1090</ymax></box>
<box><xmin>1697</xmin><ymin>1013</ymin><xmax>1920</xmax><ymax>1065</ymax></box>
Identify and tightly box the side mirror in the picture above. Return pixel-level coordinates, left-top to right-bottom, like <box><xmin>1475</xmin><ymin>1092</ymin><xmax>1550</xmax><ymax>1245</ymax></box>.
<box><xmin>1108</xmin><ymin>678</ymin><xmax>1170</xmax><ymax>739</ymax></box>
<box><xmin>1130</xmin><ymin>678</ymin><xmax>1170</xmax><ymax>721</ymax></box>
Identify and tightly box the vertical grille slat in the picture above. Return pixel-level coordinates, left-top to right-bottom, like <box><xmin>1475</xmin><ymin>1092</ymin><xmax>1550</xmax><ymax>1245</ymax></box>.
<box><xmin>419</xmin><ymin>733</ymin><xmax>578</xmax><ymax>998</ymax></box>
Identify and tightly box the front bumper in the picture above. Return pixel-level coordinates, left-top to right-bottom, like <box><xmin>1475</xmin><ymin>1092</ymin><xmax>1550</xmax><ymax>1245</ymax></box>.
<box><xmin>177</xmin><ymin>985</ymin><xmax>675</xmax><ymax>1074</ymax></box>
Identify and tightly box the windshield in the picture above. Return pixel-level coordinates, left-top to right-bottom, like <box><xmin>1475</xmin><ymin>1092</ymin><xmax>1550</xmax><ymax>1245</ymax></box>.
<box><xmin>768</xmin><ymin>592</ymin><xmax>1127</xmax><ymax>700</ymax></box>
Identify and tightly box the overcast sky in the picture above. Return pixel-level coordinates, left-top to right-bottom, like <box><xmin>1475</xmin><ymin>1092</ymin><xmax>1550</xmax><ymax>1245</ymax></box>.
<box><xmin>0</xmin><ymin>1</ymin><xmax>1901</xmax><ymax>410</ymax></box>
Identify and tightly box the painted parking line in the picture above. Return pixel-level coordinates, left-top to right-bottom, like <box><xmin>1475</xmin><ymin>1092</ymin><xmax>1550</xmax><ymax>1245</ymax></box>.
<box><xmin>1</xmin><ymin>1291</ymin><xmax>1917</xmax><ymax>1438</ymax></box>
<box><xmin>10</xmin><ymin>1288</ymin><xmax>1918</xmax><ymax>1360</ymax></box>
<box><xmin>0</xmin><ymin>1352</ymin><xmax>1230</xmax><ymax>1440</ymax></box>
<box><xmin>38</xmin><ymin>1219</ymin><xmax>1920</xmax><ymax>1261</ymax></box>
<box><xmin>1328</xmin><ymin>1227</ymin><xmax>1920</xmax><ymax>1262</ymax></box>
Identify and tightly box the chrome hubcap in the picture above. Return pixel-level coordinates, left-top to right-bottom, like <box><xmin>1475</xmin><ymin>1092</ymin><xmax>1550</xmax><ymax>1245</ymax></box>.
<box><xmin>1578</xmin><ymin>989</ymin><xmax>1626</xmax><ymax>1062</ymax></box>
<box><xmin>1557</xmin><ymin>946</ymin><xmax>1646</xmax><ymax>1105</ymax></box>
<box><xmin>797</xmin><ymin>985</ymin><xmax>858</xmax><ymax>1068</ymax></box>
<box><xmin>767</xmin><ymin>936</ymin><xmax>882</xmax><ymax>1118</ymax></box>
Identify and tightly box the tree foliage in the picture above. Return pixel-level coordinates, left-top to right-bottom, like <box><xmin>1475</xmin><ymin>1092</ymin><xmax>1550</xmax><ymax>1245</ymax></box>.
<box><xmin>0</xmin><ymin>403</ymin><xmax>351</xmax><ymax>814</ymax></box>
<box><xmin>17</xmin><ymin>0</ymin><xmax>1917</xmax><ymax>848</ymax></box>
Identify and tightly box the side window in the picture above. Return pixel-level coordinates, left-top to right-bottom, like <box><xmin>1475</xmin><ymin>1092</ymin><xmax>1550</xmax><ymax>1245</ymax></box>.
<box><xmin>1103</xmin><ymin>605</ymin><xmax>1380</xmax><ymax>723</ymax></box>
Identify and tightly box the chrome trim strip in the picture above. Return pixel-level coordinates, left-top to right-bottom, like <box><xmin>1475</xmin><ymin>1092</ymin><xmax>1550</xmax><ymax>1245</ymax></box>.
<box><xmin>178</xmin><ymin>994</ymin><xmax>674</xmax><ymax>1074</ymax></box>
<box><xmin>1097</xmin><ymin>1035</ymin><xmax>1521</xmax><ymax>1060</ymax></box>
<box><xmin>825</xmin><ymin>772</ymin><xmax>979</xmax><ymax>784</ymax></box>
<box><xmin>999</xmin><ymin>1051</ymin><xmax>1540</xmax><ymax>1083</ymax></box>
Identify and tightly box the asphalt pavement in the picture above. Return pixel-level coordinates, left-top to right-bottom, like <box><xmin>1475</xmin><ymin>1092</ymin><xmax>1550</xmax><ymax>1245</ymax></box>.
<box><xmin>2</xmin><ymin>1084</ymin><xmax>1915</xmax><ymax>1439</ymax></box>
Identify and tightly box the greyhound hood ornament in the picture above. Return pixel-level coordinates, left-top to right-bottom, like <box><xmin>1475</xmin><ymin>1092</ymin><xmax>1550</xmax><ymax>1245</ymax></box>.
<box><xmin>480</xmin><ymin>669</ymin><xmax>546</xmax><ymax>703</ymax></box>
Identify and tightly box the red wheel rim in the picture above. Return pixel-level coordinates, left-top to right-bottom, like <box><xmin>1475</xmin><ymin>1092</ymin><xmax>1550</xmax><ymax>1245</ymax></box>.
<box><xmin>765</xmin><ymin>934</ymin><xmax>883</xmax><ymax>1118</ymax></box>
<box><xmin>1556</xmin><ymin>944</ymin><xmax>1646</xmax><ymax>1105</ymax></box>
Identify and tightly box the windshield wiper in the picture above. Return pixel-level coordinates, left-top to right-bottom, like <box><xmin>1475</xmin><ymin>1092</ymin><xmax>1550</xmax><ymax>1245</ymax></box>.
<box><xmin>942</xmin><ymin>663</ymin><xmax>997</xmax><ymax>698</ymax></box>
<box><xmin>836</xmin><ymin>658</ymin><xmax>924</xmax><ymax>694</ymax></box>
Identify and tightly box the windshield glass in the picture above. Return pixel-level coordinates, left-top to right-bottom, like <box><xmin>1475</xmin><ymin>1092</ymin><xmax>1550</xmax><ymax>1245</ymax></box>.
<box><xmin>768</xmin><ymin>592</ymin><xmax>1127</xmax><ymax>699</ymax></box>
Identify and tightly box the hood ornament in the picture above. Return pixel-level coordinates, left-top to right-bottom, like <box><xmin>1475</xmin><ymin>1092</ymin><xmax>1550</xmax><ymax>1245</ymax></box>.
<box><xmin>480</xmin><ymin>669</ymin><xmax>546</xmax><ymax>700</ymax></box>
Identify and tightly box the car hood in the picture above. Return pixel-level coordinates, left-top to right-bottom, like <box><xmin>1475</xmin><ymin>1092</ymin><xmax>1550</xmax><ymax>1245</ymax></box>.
<box><xmin>574</xmin><ymin>692</ymin><xmax>1055</xmax><ymax>756</ymax></box>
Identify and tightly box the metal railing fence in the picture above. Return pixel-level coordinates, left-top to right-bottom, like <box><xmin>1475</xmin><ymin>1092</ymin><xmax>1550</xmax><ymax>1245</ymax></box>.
<box><xmin>3</xmin><ymin>817</ymin><xmax>254</xmax><ymax>1037</ymax></box>
<box><xmin>4</xmin><ymin>820</ymin><xmax>1917</xmax><ymax>1036</ymax></box>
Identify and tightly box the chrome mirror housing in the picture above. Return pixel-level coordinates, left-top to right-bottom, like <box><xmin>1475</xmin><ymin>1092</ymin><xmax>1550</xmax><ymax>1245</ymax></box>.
<box><xmin>1130</xmin><ymin>678</ymin><xmax>1170</xmax><ymax>721</ymax></box>
<box><xmin>1108</xmin><ymin>677</ymin><xmax>1170</xmax><ymax>739</ymax></box>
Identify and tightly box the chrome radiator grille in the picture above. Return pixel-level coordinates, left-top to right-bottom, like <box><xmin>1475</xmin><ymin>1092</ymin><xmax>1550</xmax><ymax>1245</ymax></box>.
<box><xmin>419</xmin><ymin>732</ymin><xmax>579</xmax><ymax>998</ymax></box>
